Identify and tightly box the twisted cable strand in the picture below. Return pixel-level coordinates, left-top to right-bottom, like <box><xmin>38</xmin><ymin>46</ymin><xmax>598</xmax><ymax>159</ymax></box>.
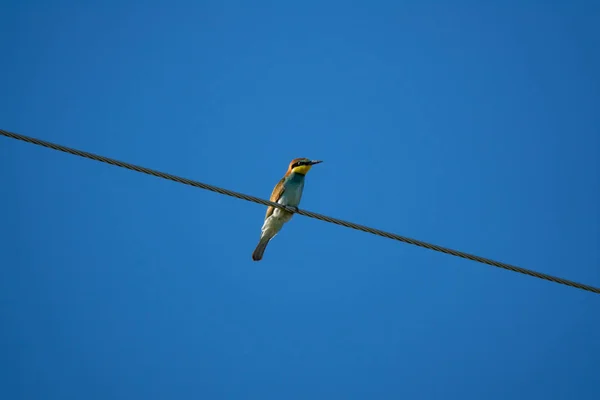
<box><xmin>2</xmin><ymin>128</ymin><xmax>598</xmax><ymax>294</ymax></box>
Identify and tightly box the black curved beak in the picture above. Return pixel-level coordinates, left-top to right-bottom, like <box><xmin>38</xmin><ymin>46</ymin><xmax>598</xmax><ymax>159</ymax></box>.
<box><xmin>309</xmin><ymin>160</ymin><xmax>323</xmax><ymax>165</ymax></box>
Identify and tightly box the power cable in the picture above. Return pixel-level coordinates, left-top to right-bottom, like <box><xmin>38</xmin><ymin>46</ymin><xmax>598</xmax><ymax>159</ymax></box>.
<box><xmin>2</xmin><ymin>128</ymin><xmax>598</xmax><ymax>295</ymax></box>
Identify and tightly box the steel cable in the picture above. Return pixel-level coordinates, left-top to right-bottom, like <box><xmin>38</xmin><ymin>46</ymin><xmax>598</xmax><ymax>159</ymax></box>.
<box><xmin>2</xmin><ymin>128</ymin><xmax>598</xmax><ymax>294</ymax></box>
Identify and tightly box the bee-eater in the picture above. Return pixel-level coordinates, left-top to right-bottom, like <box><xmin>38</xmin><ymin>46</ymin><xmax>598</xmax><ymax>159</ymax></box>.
<box><xmin>251</xmin><ymin>157</ymin><xmax>323</xmax><ymax>261</ymax></box>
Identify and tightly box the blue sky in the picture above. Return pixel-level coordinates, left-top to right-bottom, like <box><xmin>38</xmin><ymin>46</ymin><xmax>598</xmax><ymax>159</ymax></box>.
<box><xmin>2</xmin><ymin>1</ymin><xmax>599</xmax><ymax>399</ymax></box>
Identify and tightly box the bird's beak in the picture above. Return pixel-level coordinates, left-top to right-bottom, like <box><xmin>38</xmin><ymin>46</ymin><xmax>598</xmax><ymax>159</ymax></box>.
<box><xmin>309</xmin><ymin>160</ymin><xmax>323</xmax><ymax>165</ymax></box>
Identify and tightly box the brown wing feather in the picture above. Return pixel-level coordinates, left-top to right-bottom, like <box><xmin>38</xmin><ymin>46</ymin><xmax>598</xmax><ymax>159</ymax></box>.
<box><xmin>265</xmin><ymin>176</ymin><xmax>286</xmax><ymax>220</ymax></box>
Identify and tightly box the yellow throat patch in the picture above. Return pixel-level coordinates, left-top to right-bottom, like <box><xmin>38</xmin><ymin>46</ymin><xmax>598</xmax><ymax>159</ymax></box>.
<box><xmin>291</xmin><ymin>164</ymin><xmax>312</xmax><ymax>175</ymax></box>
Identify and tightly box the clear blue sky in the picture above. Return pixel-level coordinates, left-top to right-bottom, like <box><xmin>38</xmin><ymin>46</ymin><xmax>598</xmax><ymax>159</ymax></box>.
<box><xmin>2</xmin><ymin>1</ymin><xmax>599</xmax><ymax>399</ymax></box>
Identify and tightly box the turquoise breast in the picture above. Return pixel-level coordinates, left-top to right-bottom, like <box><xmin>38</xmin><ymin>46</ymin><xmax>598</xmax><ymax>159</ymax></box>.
<box><xmin>281</xmin><ymin>172</ymin><xmax>306</xmax><ymax>207</ymax></box>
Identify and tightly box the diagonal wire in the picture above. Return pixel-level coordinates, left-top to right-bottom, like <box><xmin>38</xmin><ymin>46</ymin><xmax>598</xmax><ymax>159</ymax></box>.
<box><xmin>2</xmin><ymin>128</ymin><xmax>599</xmax><ymax>295</ymax></box>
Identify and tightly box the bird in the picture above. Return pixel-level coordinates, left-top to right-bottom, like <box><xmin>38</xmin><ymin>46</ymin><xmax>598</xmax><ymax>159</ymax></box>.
<box><xmin>251</xmin><ymin>157</ymin><xmax>323</xmax><ymax>261</ymax></box>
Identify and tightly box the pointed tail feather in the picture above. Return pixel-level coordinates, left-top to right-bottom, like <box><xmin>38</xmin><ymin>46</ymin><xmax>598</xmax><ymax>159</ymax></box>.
<box><xmin>252</xmin><ymin>237</ymin><xmax>270</xmax><ymax>261</ymax></box>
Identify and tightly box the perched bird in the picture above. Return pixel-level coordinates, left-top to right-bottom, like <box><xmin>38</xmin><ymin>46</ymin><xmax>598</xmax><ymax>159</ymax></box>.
<box><xmin>252</xmin><ymin>158</ymin><xmax>323</xmax><ymax>261</ymax></box>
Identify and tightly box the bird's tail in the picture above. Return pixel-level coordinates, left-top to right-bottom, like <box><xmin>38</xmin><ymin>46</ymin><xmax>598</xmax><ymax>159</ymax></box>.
<box><xmin>252</xmin><ymin>237</ymin><xmax>271</xmax><ymax>261</ymax></box>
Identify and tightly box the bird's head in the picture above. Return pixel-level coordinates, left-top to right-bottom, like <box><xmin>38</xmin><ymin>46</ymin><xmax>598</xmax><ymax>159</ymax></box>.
<box><xmin>287</xmin><ymin>158</ymin><xmax>323</xmax><ymax>175</ymax></box>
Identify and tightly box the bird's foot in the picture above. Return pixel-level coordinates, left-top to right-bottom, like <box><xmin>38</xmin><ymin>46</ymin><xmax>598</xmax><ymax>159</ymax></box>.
<box><xmin>283</xmin><ymin>205</ymin><xmax>299</xmax><ymax>213</ymax></box>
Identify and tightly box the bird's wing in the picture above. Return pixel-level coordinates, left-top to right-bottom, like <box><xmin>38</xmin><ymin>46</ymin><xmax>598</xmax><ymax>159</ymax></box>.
<box><xmin>265</xmin><ymin>176</ymin><xmax>286</xmax><ymax>220</ymax></box>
